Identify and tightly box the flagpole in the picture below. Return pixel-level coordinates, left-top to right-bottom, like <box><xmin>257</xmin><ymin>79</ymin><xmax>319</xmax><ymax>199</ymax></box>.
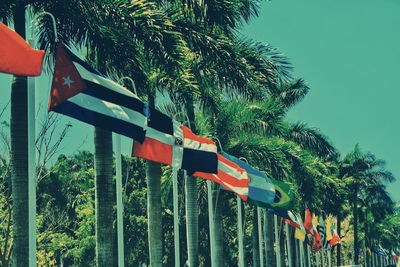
<box><xmin>237</xmin><ymin>196</ymin><xmax>245</xmax><ymax>267</ymax></box>
<box><xmin>321</xmin><ymin>250</ymin><xmax>325</xmax><ymax>267</ymax></box>
<box><xmin>114</xmin><ymin>134</ymin><xmax>125</xmax><ymax>267</ymax></box>
<box><xmin>207</xmin><ymin>180</ymin><xmax>216</xmax><ymax>266</ymax></box>
<box><xmin>257</xmin><ymin>207</ymin><xmax>264</xmax><ymax>267</ymax></box>
<box><xmin>285</xmin><ymin>223</ymin><xmax>293</xmax><ymax>267</ymax></box>
<box><xmin>327</xmin><ymin>248</ymin><xmax>332</xmax><ymax>267</ymax></box>
<box><xmin>263</xmin><ymin>210</ymin><xmax>269</xmax><ymax>266</ymax></box>
<box><xmin>307</xmin><ymin>244</ymin><xmax>311</xmax><ymax>267</ymax></box>
<box><xmin>274</xmin><ymin>215</ymin><xmax>281</xmax><ymax>267</ymax></box>
<box><xmin>172</xmin><ymin>168</ymin><xmax>180</xmax><ymax>267</ymax></box>
<box><xmin>299</xmin><ymin>239</ymin><xmax>305</xmax><ymax>267</ymax></box>
<box><xmin>27</xmin><ymin>37</ymin><xmax>37</xmax><ymax>267</ymax></box>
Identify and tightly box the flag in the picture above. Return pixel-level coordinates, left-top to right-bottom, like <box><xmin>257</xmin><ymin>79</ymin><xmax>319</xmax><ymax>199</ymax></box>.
<box><xmin>325</xmin><ymin>217</ymin><xmax>333</xmax><ymax>242</ymax></box>
<box><xmin>48</xmin><ymin>42</ymin><xmax>148</xmax><ymax>142</ymax></box>
<box><xmin>133</xmin><ymin>114</ymin><xmax>218</xmax><ymax>173</ymax></box>
<box><xmin>267</xmin><ymin>179</ymin><xmax>293</xmax><ymax>210</ymax></box>
<box><xmin>328</xmin><ymin>221</ymin><xmax>341</xmax><ymax>247</ymax></box>
<box><xmin>0</xmin><ymin>23</ymin><xmax>45</xmax><ymax>76</ymax></box>
<box><xmin>267</xmin><ymin>208</ymin><xmax>306</xmax><ymax>241</ymax></box>
<box><xmin>193</xmin><ymin>153</ymin><xmax>249</xmax><ymax>200</ymax></box>
<box><xmin>317</xmin><ymin>217</ymin><xmax>327</xmax><ymax>248</ymax></box>
<box><xmin>304</xmin><ymin>209</ymin><xmax>313</xmax><ymax>234</ymax></box>
<box><xmin>312</xmin><ymin>214</ymin><xmax>322</xmax><ymax>251</ymax></box>
<box><xmin>221</xmin><ymin>153</ymin><xmax>276</xmax><ymax>204</ymax></box>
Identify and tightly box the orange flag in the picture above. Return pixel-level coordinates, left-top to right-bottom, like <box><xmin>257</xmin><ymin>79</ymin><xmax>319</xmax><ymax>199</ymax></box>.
<box><xmin>0</xmin><ymin>23</ymin><xmax>45</xmax><ymax>76</ymax></box>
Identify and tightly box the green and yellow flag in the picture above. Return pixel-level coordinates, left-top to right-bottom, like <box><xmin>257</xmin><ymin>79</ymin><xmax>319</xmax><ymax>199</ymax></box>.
<box><xmin>249</xmin><ymin>178</ymin><xmax>294</xmax><ymax>210</ymax></box>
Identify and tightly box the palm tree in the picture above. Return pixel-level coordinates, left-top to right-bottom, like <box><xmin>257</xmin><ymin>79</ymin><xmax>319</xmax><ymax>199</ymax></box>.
<box><xmin>339</xmin><ymin>145</ymin><xmax>396</xmax><ymax>265</ymax></box>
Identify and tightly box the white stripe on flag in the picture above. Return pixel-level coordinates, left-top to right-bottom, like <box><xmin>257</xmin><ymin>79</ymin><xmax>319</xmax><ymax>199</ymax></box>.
<box><xmin>145</xmin><ymin>126</ymin><xmax>175</xmax><ymax>145</ymax></box>
<box><xmin>218</xmin><ymin>161</ymin><xmax>248</xmax><ymax>181</ymax></box>
<box><xmin>67</xmin><ymin>93</ymin><xmax>147</xmax><ymax>126</ymax></box>
<box><xmin>219</xmin><ymin>180</ymin><xmax>248</xmax><ymax>196</ymax></box>
<box><xmin>73</xmin><ymin>62</ymin><xmax>140</xmax><ymax>99</ymax></box>
<box><xmin>183</xmin><ymin>138</ymin><xmax>217</xmax><ymax>152</ymax></box>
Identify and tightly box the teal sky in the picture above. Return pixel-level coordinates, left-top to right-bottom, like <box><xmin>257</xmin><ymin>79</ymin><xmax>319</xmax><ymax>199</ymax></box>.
<box><xmin>242</xmin><ymin>0</ymin><xmax>400</xmax><ymax>201</ymax></box>
<box><xmin>1</xmin><ymin>0</ymin><xmax>399</xmax><ymax>202</ymax></box>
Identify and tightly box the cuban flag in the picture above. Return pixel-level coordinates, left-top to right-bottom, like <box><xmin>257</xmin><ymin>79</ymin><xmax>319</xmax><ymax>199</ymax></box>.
<box><xmin>193</xmin><ymin>153</ymin><xmax>249</xmax><ymax>200</ymax></box>
<box><xmin>221</xmin><ymin>153</ymin><xmax>276</xmax><ymax>204</ymax></box>
<box><xmin>48</xmin><ymin>42</ymin><xmax>148</xmax><ymax>142</ymax></box>
<box><xmin>132</xmin><ymin>111</ymin><xmax>218</xmax><ymax>174</ymax></box>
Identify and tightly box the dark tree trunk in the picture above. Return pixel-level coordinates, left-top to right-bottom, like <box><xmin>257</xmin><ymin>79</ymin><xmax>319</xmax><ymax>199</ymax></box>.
<box><xmin>94</xmin><ymin>127</ymin><xmax>114</xmax><ymax>266</ymax></box>
<box><xmin>252</xmin><ymin>208</ymin><xmax>260</xmax><ymax>267</ymax></box>
<box><xmin>264</xmin><ymin>212</ymin><xmax>276</xmax><ymax>267</ymax></box>
<box><xmin>337</xmin><ymin>216</ymin><xmax>341</xmax><ymax>267</ymax></box>
<box><xmin>354</xmin><ymin>184</ymin><xmax>359</xmax><ymax>265</ymax></box>
<box><xmin>10</xmin><ymin>4</ymin><xmax>29</xmax><ymax>266</ymax></box>
<box><xmin>146</xmin><ymin>95</ymin><xmax>163</xmax><ymax>267</ymax></box>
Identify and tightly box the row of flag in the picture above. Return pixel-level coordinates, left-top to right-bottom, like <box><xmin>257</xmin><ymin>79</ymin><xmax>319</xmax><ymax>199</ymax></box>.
<box><xmin>0</xmin><ymin>21</ymin><xmax>340</xmax><ymax>250</ymax></box>
<box><xmin>6</xmin><ymin>22</ymin><xmax>399</xmax><ymax>257</ymax></box>
<box><xmin>1</xmin><ymin>22</ymin><xmax>294</xmax><ymax>209</ymax></box>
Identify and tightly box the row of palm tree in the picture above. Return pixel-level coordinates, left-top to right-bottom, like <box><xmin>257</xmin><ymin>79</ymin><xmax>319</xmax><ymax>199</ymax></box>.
<box><xmin>1</xmin><ymin>0</ymin><xmax>398</xmax><ymax>266</ymax></box>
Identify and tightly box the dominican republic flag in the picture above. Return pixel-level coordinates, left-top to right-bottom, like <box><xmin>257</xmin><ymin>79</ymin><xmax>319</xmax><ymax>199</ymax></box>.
<box><xmin>221</xmin><ymin>153</ymin><xmax>276</xmax><ymax>204</ymax></box>
<box><xmin>48</xmin><ymin>43</ymin><xmax>147</xmax><ymax>142</ymax></box>
<box><xmin>193</xmin><ymin>153</ymin><xmax>249</xmax><ymax>200</ymax></box>
<box><xmin>0</xmin><ymin>23</ymin><xmax>45</xmax><ymax>76</ymax></box>
<box><xmin>132</xmin><ymin>112</ymin><xmax>218</xmax><ymax>173</ymax></box>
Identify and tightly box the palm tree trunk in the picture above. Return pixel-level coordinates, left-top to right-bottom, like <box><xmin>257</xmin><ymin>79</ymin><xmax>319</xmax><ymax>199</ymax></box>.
<box><xmin>185</xmin><ymin>98</ymin><xmax>199</xmax><ymax>266</ymax></box>
<box><xmin>252</xmin><ymin>208</ymin><xmax>260</xmax><ymax>267</ymax></box>
<box><xmin>185</xmin><ymin>173</ymin><xmax>199</xmax><ymax>266</ymax></box>
<box><xmin>146</xmin><ymin>160</ymin><xmax>163</xmax><ymax>266</ymax></box>
<box><xmin>10</xmin><ymin>4</ymin><xmax>29</xmax><ymax>266</ymax></box>
<box><xmin>264</xmin><ymin>212</ymin><xmax>276</xmax><ymax>267</ymax></box>
<box><xmin>94</xmin><ymin>127</ymin><xmax>114</xmax><ymax>266</ymax></box>
<box><xmin>337</xmin><ymin>216</ymin><xmax>342</xmax><ymax>266</ymax></box>
<box><xmin>213</xmin><ymin>184</ymin><xmax>224</xmax><ymax>267</ymax></box>
<box><xmin>354</xmin><ymin>184</ymin><xmax>359</xmax><ymax>265</ymax></box>
<box><xmin>146</xmin><ymin>95</ymin><xmax>163</xmax><ymax>267</ymax></box>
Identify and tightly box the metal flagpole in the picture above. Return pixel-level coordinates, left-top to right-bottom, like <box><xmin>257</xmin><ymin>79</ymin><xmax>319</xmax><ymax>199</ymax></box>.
<box><xmin>207</xmin><ymin>180</ymin><xmax>216</xmax><ymax>266</ymax></box>
<box><xmin>285</xmin><ymin>223</ymin><xmax>293</xmax><ymax>267</ymax></box>
<box><xmin>27</xmin><ymin>39</ymin><xmax>37</xmax><ymax>267</ymax></box>
<box><xmin>237</xmin><ymin>196</ymin><xmax>245</xmax><ymax>267</ymax></box>
<box><xmin>115</xmin><ymin>77</ymin><xmax>139</xmax><ymax>267</ymax></box>
<box><xmin>299</xmin><ymin>240</ymin><xmax>305</xmax><ymax>267</ymax></box>
<box><xmin>172</xmin><ymin>168</ymin><xmax>180</xmax><ymax>267</ymax></box>
<box><xmin>328</xmin><ymin>248</ymin><xmax>332</xmax><ymax>267</ymax></box>
<box><xmin>263</xmin><ymin>211</ymin><xmax>269</xmax><ymax>266</ymax></box>
<box><xmin>257</xmin><ymin>207</ymin><xmax>264</xmax><ymax>267</ymax></box>
<box><xmin>321</xmin><ymin>250</ymin><xmax>325</xmax><ymax>267</ymax></box>
<box><xmin>114</xmin><ymin>134</ymin><xmax>125</xmax><ymax>267</ymax></box>
<box><xmin>28</xmin><ymin>11</ymin><xmax>58</xmax><ymax>266</ymax></box>
<box><xmin>274</xmin><ymin>215</ymin><xmax>281</xmax><ymax>267</ymax></box>
<box><xmin>307</xmin><ymin>244</ymin><xmax>311</xmax><ymax>267</ymax></box>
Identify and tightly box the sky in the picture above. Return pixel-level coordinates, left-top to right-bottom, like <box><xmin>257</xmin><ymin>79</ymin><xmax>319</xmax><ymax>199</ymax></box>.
<box><xmin>0</xmin><ymin>0</ymin><xmax>399</xmax><ymax>201</ymax></box>
<box><xmin>242</xmin><ymin>0</ymin><xmax>400</xmax><ymax>201</ymax></box>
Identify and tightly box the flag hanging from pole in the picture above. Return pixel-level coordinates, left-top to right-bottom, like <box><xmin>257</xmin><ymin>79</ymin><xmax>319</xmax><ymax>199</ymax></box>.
<box><xmin>133</xmin><ymin>114</ymin><xmax>218</xmax><ymax>173</ymax></box>
<box><xmin>221</xmin><ymin>153</ymin><xmax>276</xmax><ymax>204</ymax></box>
<box><xmin>317</xmin><ymin>217</ymin><xmax>327</xmax><ymax>249</ymax></box>
<box><xmin>48</xmin><ymin>42</ymin><xmax>148</xmax><ymax>142</ymax></box>
<box><xmin>193</xmin><ymin>153</ymin><xmax>249</xmax><ymax>200</ymax></box>
<box><xmin>0</xmin><ymin>22</ymin><xmax>45</xmax><ymax>76</ymax></box>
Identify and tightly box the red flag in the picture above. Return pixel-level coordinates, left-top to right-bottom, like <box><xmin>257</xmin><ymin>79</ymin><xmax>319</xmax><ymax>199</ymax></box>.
<box><xmin>0</xmin><ymin>23</ymin><xmax>45</xmax><ymax>76</ymax></box>
<box><xmin>303</xmin><ymin>209</ymin><xmax>313</xmax><ymax>235</ymax></box>
<box><xmin>193</xmin><ymin>153</ymin><xmax>249</xmax><ymax>200</ymax></box>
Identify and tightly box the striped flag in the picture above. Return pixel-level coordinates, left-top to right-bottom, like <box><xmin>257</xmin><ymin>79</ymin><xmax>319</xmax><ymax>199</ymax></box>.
<box><xmin>222</xmin><ymin>153</ymin><xmax>276</xmax><ymax>204</ymax></box>
<box><xmin>48</xmin><ymin>42</ymin><xmax>148</xmax><ymax>142</ymax></box>
<box><xmin>132</xmin><ymin>112</ymin><xmax>218</xmax><ymax>173</ymax></box>
<box><xmin>193</xmin><ymin>153</ymin><xmax>249</xmax><ymax>200</ymax></box>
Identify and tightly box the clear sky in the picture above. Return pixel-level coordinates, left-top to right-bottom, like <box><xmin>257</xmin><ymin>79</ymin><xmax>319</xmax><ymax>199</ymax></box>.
<box><xmin>0</xmin><ymin>0</ymin><xmax>399</xmax><ymax>202</ymax></box>
<box><xmin>242</xmin><ymin>0</ymin><xmax>400</xmax><ymax>201</ymax></box>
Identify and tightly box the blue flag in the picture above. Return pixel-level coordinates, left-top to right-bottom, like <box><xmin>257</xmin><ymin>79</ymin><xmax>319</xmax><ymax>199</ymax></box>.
<box><xmin>222</xmin><ymin>152</ymin><xmax>275</xmax><ymax>204</ymax></box>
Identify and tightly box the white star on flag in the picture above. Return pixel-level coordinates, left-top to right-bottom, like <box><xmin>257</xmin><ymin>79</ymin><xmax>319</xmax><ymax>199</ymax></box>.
<box><xmin>62</xmin><ymin>76</ymin><xmax>74</xmax><ymax>88</ymax></box>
